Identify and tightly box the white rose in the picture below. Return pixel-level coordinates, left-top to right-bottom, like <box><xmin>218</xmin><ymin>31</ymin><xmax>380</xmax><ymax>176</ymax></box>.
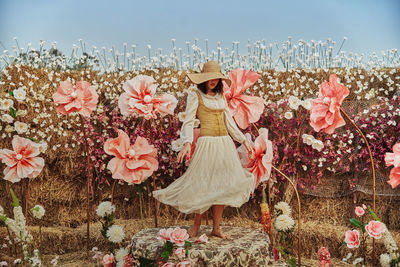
<box><xmin>14</xmin><ymin>121</ymin><xmax>28</xmax><ymax>134</ymax></box>
<box><xmin>171</xmin><ymin>139</ymin><xmax>184</xmax><ymax>152</ymax></box>
<box><xmin>284</xmin><ymin>111</ymin><xmax>293</xmax><ymax>120</ymax></box>
<box><xmin>311</xmin><ymin>139</ymin><xmax>324</xmax><ymax>152</ymax></box>
<box><xmin>5</xmin><ymin>125</ymin><xmax>15</xmax><ymax>133</ymax></box>
<box><xmin>13</xmin><ymin>88</ymin><xmax>27</xmax><ymax>102</ymax></box>
<box><xmin>288</xmin><ymin>95</ymin><xmax>302</xmax><ymax>110</ymax></box>
<box><xmin>1</xmin><ymin>114</ymin><xmax>14</xmax><ymax>123</ymax></box>
<box><xmin>0</xmin><ymin>99</ymin><xmax>14</xmax><ymax>110</ymax></box>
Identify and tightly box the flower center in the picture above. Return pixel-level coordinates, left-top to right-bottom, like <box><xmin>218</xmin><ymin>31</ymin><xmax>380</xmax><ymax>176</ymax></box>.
<box><xmin>128</xmin><ymin>149</ymin><xmax>136</xmax><ymax>158</ymax></box>
<box><xmin>143</xmin><ymin>95</ymin><xmax>152</xmax><ymax>103</ymax></box>
<box><xmin>16</xmin><ymin>154</ymin><xmax>22</xmax><ymax>160</ymax></box>
<box><xmin>323</xmin><ymin>97</ymin><xmax>331</xmax><ymax>104</ymax></box>
<box><xmin>70</xmin><ymin>91</ymin><xmax>77</xmax><ymax>98</ymax></box>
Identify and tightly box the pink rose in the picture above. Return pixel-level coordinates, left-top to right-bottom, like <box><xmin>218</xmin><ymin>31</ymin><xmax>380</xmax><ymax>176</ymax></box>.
<box><xmin>355</xmin><ymin>206</ymin><xmax>365</xmax><ymax>217</ymax></box>
<box><xmin>176</xmin><ymin>260</ymin><xmax>190</xmax><ymax>267</ymax></box>
<box><xmin>197</xmin><ymin>234</ymin><xmax>208</xmax><ymax>243</ymax></box>
<box><xmin>102</xmin><ymin>254</ymin><xmax>115</xmax><ymax>267</ymax></box>
<box><xmin>170</xmin><ymin>227</ymin><xmax>189</xmax><ymax>247</ymax></box>
<box><xmin>344</xmin><ymin>229</ymin><xmax>360</xmax><ymax>248</ymax></box>
<box><xmin>158</xmin><ymin>228</ymin><xmax>174</xmax><ymax>242</ymax></box>
<box><xmin>174</xmin><ymin>247</ymin><xmax>186</xmax><ymax>259</ymax></box>
<box><xmin>161</xmin><ymin>262</ymin><xmax>174</xmax><ymax>267</ymax></box>
<box><xmin>365</xmin><ymin>220</ymin><xmax>385</xmax><ymax>239</ymax></box>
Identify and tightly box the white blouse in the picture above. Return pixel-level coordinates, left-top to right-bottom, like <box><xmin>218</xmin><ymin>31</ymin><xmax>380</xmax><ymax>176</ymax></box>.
<box><xmin>180</xmin><ymin>89</ymin><xmax>246</xmax><ymax>145</ymax></box>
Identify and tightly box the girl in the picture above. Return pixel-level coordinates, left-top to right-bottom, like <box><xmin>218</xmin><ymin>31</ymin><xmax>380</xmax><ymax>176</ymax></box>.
<box><xmin>153</xmin><ymin>61</ymin><xmax>255</xmax><ymax>239</ymax></box>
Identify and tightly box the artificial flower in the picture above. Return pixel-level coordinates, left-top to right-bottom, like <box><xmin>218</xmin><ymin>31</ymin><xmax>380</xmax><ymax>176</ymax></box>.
<box><xmin>344</xmin><ymin>229</ymin><xmax>360</xmax><ymax>248</ymax></box>
<box><xmin>106</xmin><ymin>225</ymin><xmax>125</xmax><ymax>243</ymax></box>
<box><xmin>96</xmin><ymin>201</ymin><xmax>115</xmax><ymax>218</ymax></box>
<box><xmin>169</xmin><ymin>227</ymin><xmax>189</xmax><ymax>247</ymax></box>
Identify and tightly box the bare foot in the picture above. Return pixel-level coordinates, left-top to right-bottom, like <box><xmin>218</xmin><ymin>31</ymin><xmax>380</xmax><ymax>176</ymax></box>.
<box><xmin>188</xmin><ymin>224</ymin><xmax>200</xmax><ymax>238</ymax></box>
<box><xmin>211</xmin><ymin>229</ymin><xmax>231</xmax><ymax>240</ymax></box>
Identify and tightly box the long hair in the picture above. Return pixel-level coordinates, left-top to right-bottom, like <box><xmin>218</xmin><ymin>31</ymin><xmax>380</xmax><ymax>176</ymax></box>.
<box><xmin>197</xmin><ymin>79</ymin><xmax>223</xmax><ymax>94</ymax></box>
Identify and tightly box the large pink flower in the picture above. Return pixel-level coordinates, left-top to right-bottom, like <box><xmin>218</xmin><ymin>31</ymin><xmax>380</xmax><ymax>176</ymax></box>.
<box><xmin>169</xmin><ymin>227</ymin><xmax>189</xmax><ymax>247</ymax></box>
<box><xmin>158</xmin><ymin>228</ymin><xmax>174</xmax><ymax>242</ymax></box>
<box><xmin>365</xmin><ymin>220</ymin><xmax>385</xmax><ymax>239</ymax></box>
<box><xmin>118</xmin><ymin>75</ymin><xmax>177</xmax><ymax>119</ymax></box>
<box><xmin>310</xmin><ymin>74</ymin><xmax>349</xmax><ymax>134</ymax></box>
<box><xmin>344</xmin><ymin>229</ymin><xmax>360</xmax><ymax>248</ymax></box>
<box><xmin>237</xmin><ymin>128</ymin><xmax>273</xmax><ymax>188</ymax></box>
<box><xmin>104</xmin><ymin>129</ymin><xmax>158</xmax><ymax>184</ymax></box>
<box><xmin>52</xmin><ymin>80</ymin><xmax>98</xmax><ymax>117</ymax></box>
<box><xmin>0</xmin><ymin>135</ymin><xmax>44</xmax><ymax>183</ymax></box>
<box><xmin>385</xmin><ymin>143</ymin><xmax>400</xmax><ymax>188</ymax></box>
<box><xmin>223</xmin><ymin>69</ymin><xmax>264</xmax><ymax>129</ymax></box>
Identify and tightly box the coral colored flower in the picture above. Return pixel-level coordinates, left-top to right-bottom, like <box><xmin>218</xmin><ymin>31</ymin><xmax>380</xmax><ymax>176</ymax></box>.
<box><xmin>176</xmin><ymin>260</ymin><xmax>190</xmax><ymax>267</ymax></box>
<box><xmin>237</xmin><ymin>128</ymin><xmax>273</xmax><ymax>187</ymax></box>
<box><xmin>387</xmin><ymin>167</ymin><xmax>400</xmax><ymax>189</ymax></box>
<box><xmin>365</xmin><ymin>220</ymin><xmax>385</xmax><ymax>239</ymax></box>
<box><xmin>118</xmin><ymin>75</ymin><xmax>177</xmax><ymax>119</ymax></box>
<box><xmin>102</xmin><ymin>254</ymin><xmax>115</xmax><ymax>267</ymax></box>
<box><xmin>0</xmin><ymin>135</ymin><xmax>44</xmax><ymax>183</ymax></box>
<box><xmin>174</xmin><ymin>247</ymin><xmax>186</xmax><ymax>259</ymax></box>
<box><xmin>169</xmin><ymin>227</ymin><xmax>189</xmax><ymax>247</ymax></box>
<box><xmin>355</xmin><ymin>206</ymin><xmax>365</xmax><ymax>217</ymax></box>
<box><xmin>104</xmin><ymin>129</ymin><xmax>158</xmax><ymax>184</ymax></box>
<box><xmin>223</xmin><ymin>69</ymin><xmax>264</xmax><ymax>129</ymax></box>
<box><xmin>310</xmin><ymin>74</ymin><xmax>349</xmax><ymax>134</ymax></box>
<box><xmin>158</xmin><ymin>228</ymin><xmax>174</xmax><ymax>242</ymax></box>
<box><xmin>197</xmin><ymin>234</ymin><xmax>208</xmax><ymax>243</ymax></box>
<box><xmin>385</xmin><ymin>143</ymin><xmax>400</xmax><ymax>189</ymax></box>
<box><xmin>344</xmin><ymin>229</ymin><xmax>360</xmax><ymax>248</ymax></box>
<box><xmin>52</xmin><ymin>80</ymin><xmax>99</xmax><ymax>117</ymax></box>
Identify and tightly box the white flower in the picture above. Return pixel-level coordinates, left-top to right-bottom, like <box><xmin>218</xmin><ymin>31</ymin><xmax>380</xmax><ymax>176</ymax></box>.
<box><xmin>106</xmin><ymin>225</ymin><xmax>125</xmax><ymax>243</ymax></box>
<box><xmin>1</xmin><ymin>114</ymin><xmax>14</xmax><ymax>123</ymax></box>
<box><xmin>302</xmin><ymin>134</ymin><xmax>314</xmax><ymax>146</ymax></box>
<box><xmin>177</xmin><ymin>112</ymin><xmax>186</xmax><ymax>122</ymax></box>
<box><xmin>274</xmin><ymin>214</ymin><xmax>295</xmax><ymax>232</ymax></box>
<box><xmin>274</xmin><ymin>202</ymin><xmax>291</xmax><ymax>216</ymax></box>
<box><xmin>5</xmin><ymin>125</ymin><xmax>15</xmax><ymax>133</ymax></box>
<box><xmin>171</xmin><ymin>139</ymin><xmax>184</xmax><ymax>152</ymax></box>
<box><xmin>311</xmin><ymin>139</ymin><xmax>324</xmax><ymax>152</ymax></box>
<box><xmin>13</xmin><ymin>259</ymin><xmax>21</xmax><ymax>265</ymax></box>
<box><xmin>13</xmin><ymin>88</ymin><xmax>27</xmax><ymax>102</ymax></box>
<box><xmin>288</xmin><ymin>95</ymin><xmax>302</xmax><ymax>110</ymax></box>
<box><xmin>301</xmin><ymin>98</ymin><xmax>312</xmax><ymax>110</ymax></box>
<box><xmin>0</xmin><ymin>99</ymin><xmax>14</xmax><ymax>110</ymax></box>
<box><xmin>379</xmin><ymin>253</ymin><xmax>391</xmax><ymax>267</ymax></box>
<box><xmin>31</xmin><ymin>205</ymin><xmax>45</xmax><ymax>219</ymax></box>
<box><xmin>14</xmin><ymin>121</ymin><xmax>29</xmax><ymax>134</ymax></box>
<box><xmin>284</xmin><ymin>111</ymin><xmax>293</xmax><ymax>120</ymax></box>
<box><xmin>16</xmin><ymin>109</ymin><xmax>28</xmax><ymax>117</ymax></box>
<box><xmin>115</xmin><ymin>247</ymin><xmax>128</xmax><ymax>264</ymax></box>
<box><xmin>96</xmin><ymin>201</ymin><xmax>115</xmax><ymax>217</ymax></box>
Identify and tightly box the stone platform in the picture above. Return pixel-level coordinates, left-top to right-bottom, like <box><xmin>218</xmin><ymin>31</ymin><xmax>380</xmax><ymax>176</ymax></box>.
<box><xmin>130</xmin><ymin>225</ymin><xmax>275</xmax><ymax>266</ymax></box>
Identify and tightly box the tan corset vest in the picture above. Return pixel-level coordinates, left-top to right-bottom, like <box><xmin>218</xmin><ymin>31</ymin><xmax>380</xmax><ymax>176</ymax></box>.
<box><xmin>195</xmin><ymin>91</ymin><xmax>228</xmax><ymax>137</ymax></box>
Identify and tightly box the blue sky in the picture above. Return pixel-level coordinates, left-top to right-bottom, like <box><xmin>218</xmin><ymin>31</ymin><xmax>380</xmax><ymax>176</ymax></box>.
<box><xmin>0</xmin><ymin>0</ymin><xmax>399</xmax><ymax>57</ymax></box>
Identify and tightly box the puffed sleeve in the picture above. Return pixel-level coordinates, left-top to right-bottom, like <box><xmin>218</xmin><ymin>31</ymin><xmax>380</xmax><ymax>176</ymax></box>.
<box><xmin>180</xmin><ymin>90</ymin><xmax>198</xmax><ymax>145</ymax></box>
<box><xmin>223</xmin><ymin>97</ymin><xmax>246</xmax><ymax>144</ymax></box>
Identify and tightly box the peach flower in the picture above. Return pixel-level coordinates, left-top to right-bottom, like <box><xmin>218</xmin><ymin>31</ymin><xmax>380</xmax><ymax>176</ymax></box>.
<box><xmin>354</xmin><ymin>206</ymin><xmax>365</xmax><ymax>217</ymax></box>
<box><xmin>174</xmin><ymin>247</ymin><xmax>186</xmax><ymax>259</ymax></box>
<box><xmin>169</xmin><ymin>227</ymin><xmax>189</xmax><ymax>247</ymax></box>
<box><xmin>310</xmin><ymin>74</ymin><xmax>349</xmax><ymax>134</ymax></box>
<box><xmin>158</xmin><ymin>228</ymin><xmax>173</xmax><ymax>242</ymax></box>
<box><xmin>197</xmin><ymin>233</ymin><xmax>208</xmax><ymax>243</ymax></box>
<box><xmin>344</xmin><ymin>229</ymin><xmax>360</xmax><ymax>248</ymax></box>
<box><xmin>223</xmin><ymin>69</ymin><xmax>264</xmax><ymax>129</ymax></box>
<box><xmin>52</xmin><ymin>80</ymin><xmax>98</xmax><ymax>117</ymax></box>
<box><xmin>102</xmin><ymin>254</ymin><xmax>115</xmax><ymax>267</ymax></box>
<box><xmin>0</xmin><ymin>135</ymin><xmax>44</xmax><ymax>183</ymax></box>
<box><xmin>365</xmin><ymin>220</ymin><xmax>385</xmax><ymax>239</ymax></box>
<box><xmin>385</xmin><ymin>143</ymin><xmax>400</xmax><ymax>188</ymax></box>
<box><xmin>104</xmin><ymin>129</ymin><xmax>158</xmax><ymax>184</ymax></box>
<box><xmin>118</xmin><ymin>75</ymin><xmax>177</xmax><ymax>119</ymax></box>
<box><xmin>176</xmin><ymin>260</ymin><xmax>190</xmax><ymax>267</ymax></box>
<box><xmin>237</xmin><ymin>128</ymin><xmax>273</xmax><ymax>188</ymax></box>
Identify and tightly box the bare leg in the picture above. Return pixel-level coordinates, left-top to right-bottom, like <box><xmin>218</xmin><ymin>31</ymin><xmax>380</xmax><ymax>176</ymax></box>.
<box><xmin>211</xmin><ymin>205</ymin><xmax>230</xmax><ymax>239</ymax></box>
<box><xmin>188</xmin><ymin>212</ymin><xmax>204</xmax><ymax>237</ymax></box>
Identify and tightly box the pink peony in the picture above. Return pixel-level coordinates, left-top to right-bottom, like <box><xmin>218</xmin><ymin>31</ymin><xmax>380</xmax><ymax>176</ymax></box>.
<box><xmin>118</xmin><ymin>75</ymin><xmax>177</xmax><ymax>119</ymax></box>
<box><xmin>102</xmin><ymin>254</ymin><xmax>115</xmax><ymax>267</ymax></box>
<box><xmin>158</xmin><ymin>228</ymin><xmax>174</xmax><ymax>242</ymax></box>
<box><xmin>344</xmin><ymin>229</ymin><xmax>360</xmax><ymax>248</ymax></box>
<box><xmin>354</xmin><ymin>206</ymin><xmax>365</xmax><ymax>217</ymax></box>
<box><xmin>223</xmin><ymin>69</ymin><xmax>264</xmax><ymax>129</ymax></box>
<box><xmin>0</xmin><ymin>135</ymin><xmax>45</xmax><ymax>183</ymax></box>
<box><xmin>161</xmin><ymin>263</ymin><xmax>174</xmax><ymax>267</ymax></box>
<box><xmin>197</xmin><ymin>233</ymin><xmax>208</xmax><ymax>243</ymax></box>
<box><xmin>365</xmin><ymin>220</ymin><xmax>385</xmax><ymax>239</ymax></box>
<box><xmin>237</xmin><ymin>128</ymin><xmax>273</xmax><ymax>188</ymax></box>
<box><xmin>310</xmin><ymin>74</ymin><xmax>349</xmax><ymax>134</ymax></box>
<box><xmin>52</xmin><ymin>80</ymin><xmax>98</xmax><ymax>117</ymax></box>
<box><xmin>385</xmin><ymin>143</ymin><xmax>400</xmax><ymax>188</ymax></box>
<box><xmin>174</xmin><ymin>247</ymin><xmax>186</xmax><ymax>259</ymax></box>
<box><xmin>104</xmin><ymin>129</ymin><xmax>158</xmax><ymax>184</ymax></box>
<box><xmin>169</xmin><ymin>227</ymin><xmax>189</xmax><ymax>247</ymax></box>
<box><xmin>176</xmin><ymin>260</ymin><xmax>190</xmax><ymax>267</ymax></box>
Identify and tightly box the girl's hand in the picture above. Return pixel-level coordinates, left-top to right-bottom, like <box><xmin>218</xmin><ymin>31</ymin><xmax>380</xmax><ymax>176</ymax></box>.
<box><xmin>177</xmin><ymin>142</ymin><xmax>191</xmax><ymax>163</ymax></box>
<box><xmin>243</xmin><ymin>140</ymin><xmax>255</xmax><ymax>159</ymax></box>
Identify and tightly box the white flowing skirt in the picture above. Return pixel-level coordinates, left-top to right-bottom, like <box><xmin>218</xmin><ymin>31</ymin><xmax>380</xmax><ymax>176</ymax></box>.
<box><xmin>153</xmin><ymin>136</ymin><xmax>256</xmax><ymax>214</ymax></box>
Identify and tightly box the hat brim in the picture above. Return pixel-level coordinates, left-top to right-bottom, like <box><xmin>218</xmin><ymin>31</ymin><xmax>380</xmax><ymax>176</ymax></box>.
<box><xmin>187</xmin><ymin>72</ymin><xmax>231</xmax><ymax>87</ymax></box>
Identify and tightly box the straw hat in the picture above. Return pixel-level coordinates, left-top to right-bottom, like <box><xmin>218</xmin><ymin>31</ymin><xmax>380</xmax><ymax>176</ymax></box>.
<box><xmin>187</xmin><ymin>61</ymin><xmax>231</xmax><ymax>87</ymax></box>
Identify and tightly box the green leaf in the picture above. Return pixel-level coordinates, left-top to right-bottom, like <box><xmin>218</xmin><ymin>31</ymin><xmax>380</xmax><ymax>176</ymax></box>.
<box><xmin>367</xmin><ymin>206</ymin><xmax>381</xmax><ymax>221</ymax></box>
<box><xmin>184</xmin><ymin>240</ymin><xmax>192</xmax><ymax>247</ymax></box>
<box><xmin>9</xmin><ymin>91</ymin><xmax>14</xmax><ymax>97</ymax></box>
<box><xmin>350</xmin><ymin>218</ymin><xmax>363</xmax><ymax>229</ymax></box>
<box><xmin>10</xmin><ymin>189</ymin><xmax>19</xmax><ymax>207</ymax></box>
<box><xmin>0</xmin><ymin>214</ymin><xmax>6</xmax><ymax>222</ymax></box>
<box><xmin>9</xmin><ymin>107</ymin><xmax>16</xmax><ymax>119</ymax></box>
<box><xmin>160</xmin><ymin>251</ymin><xmax>169</xmax><ymax>260</ymax></box>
